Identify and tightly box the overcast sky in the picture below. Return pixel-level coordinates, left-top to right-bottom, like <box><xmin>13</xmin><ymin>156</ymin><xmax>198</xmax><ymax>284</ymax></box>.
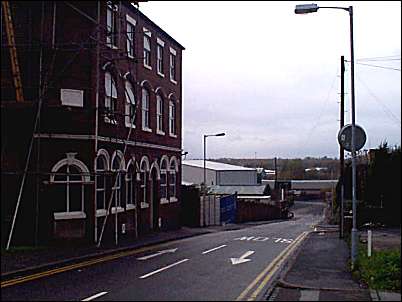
<box><xmin>140</xmin><ymin>1</ymin><xmax>401</xmax><ymax>159</ymax></box>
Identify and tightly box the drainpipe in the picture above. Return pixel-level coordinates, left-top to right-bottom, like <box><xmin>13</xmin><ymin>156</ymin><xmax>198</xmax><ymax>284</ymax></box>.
<box><xmin>94</xmin><ymin>0</ymin><xmax>100</xmax><ymax>243</ymax></box>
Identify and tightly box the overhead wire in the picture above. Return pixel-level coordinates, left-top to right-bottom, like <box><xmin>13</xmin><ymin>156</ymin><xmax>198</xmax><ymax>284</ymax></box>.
<box><xmin>297</xmin><ymin>68</ymin><xmax>340</xmax><ymax>153</ymax></box>
<box><xmin>355</xmin><ymin>62</ymin><xmax>401</xmax><ymax>72</ymax></box>
<box><xmin>356</xmin><ymin>73</ymin><xmax>401</xmax><ymax>128</ymax></box>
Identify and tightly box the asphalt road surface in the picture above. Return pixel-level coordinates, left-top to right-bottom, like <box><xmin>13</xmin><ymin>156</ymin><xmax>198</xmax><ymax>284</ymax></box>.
<box><xmin>1</xmin><ymin>201</ymin><xmax>326</xmax><ymax>301</ymax></box>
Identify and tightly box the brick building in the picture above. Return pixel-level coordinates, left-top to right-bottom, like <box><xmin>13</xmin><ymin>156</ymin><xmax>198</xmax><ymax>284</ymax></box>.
<box><xmin>1</xmin><ymin>1</ymin><xmax>184</xmax><ymax>246</ymax></box>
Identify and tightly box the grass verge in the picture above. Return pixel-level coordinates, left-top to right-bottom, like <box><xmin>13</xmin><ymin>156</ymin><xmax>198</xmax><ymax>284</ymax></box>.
<box><xmin>354</xmin><ymin>245</ymin><xmax>400</xmax><ymax>291</ymax></box>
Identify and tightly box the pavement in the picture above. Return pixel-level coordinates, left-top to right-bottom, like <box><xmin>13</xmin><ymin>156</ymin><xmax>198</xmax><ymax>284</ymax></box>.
<box><xmin>2</xmin><ymin>221</ymin><xmax>401</xmax><ymax>301</ymax></box>
<box><xmin>267</xmin><ymin>224</ymin><xmax>401</xmax><ymax>301</ymax></box>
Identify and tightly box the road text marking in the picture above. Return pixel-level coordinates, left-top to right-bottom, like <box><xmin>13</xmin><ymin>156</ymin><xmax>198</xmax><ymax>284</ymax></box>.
<box><xmin>139</xmin><ymin>259</ymin><xmax>189</xmax><ymax>279</ymax></box>
<box><xmin>233</xmin><ymin>236</ymin><xmax>293</xmax><ymax>244</ymax></box>
<box><xmin>202</xmin><ymin>245</ymin><xmax>227</xmax><ymax>254</ymax></box>
<box><xmin>82</xmin><ymin>291</ymin><xmax>108</xmax><ymax>301</ymax></box>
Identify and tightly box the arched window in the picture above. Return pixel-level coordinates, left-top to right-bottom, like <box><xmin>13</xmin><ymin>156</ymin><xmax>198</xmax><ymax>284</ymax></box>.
<box><xmin>125</xmin><ymin>80</ymin><xmax>136</xmax><ymax>127</ymax></box>
<box><xmin>105</xmin><ymin>71</ymin><xmax>117</xmax><ymax>124</ymax></box>
<box><xmin>160</xmin><ymin>156</ymin><xmax>168</xmax><ymax>203</ymax></box>
<box><xmin>95</xmin><ymin>150</ymin><xmax>109</xmax><ymax>215</ymax></box>
<box><xmin>156</xmin><ymin>94</ymin><xmax>164</xmax><ymax>134</ymax></box>
<box><xmin>125</xmin><ymin>158</ymin><xmax>136</xmax><ymax>210</ymax></box>
<box><xmin>169</xmin><ymin>157</ymin><xmax>178</xmax><ymax>202</ymax></box>
<box><xmin>50</xmin><ymin>153</ymin><xmax>90</xmax><ymax>219</ymax></box>
<box><xmin>169</xmin><ymin>100</ymin><xmax>176</xmax><ymax>136</ymax></box>
<box><xmin>140</xmin><ymin>156</ymin><xmax>150</xmax><ymax>208</ymax></box>
<box><xmin>111</xmin><ymin>151</ymin><xmax>125</xmax><ymax>210</ymax></box>
<box><xmin>142</xmin><ymin>88</ymin><xmax>150</xmax><ymax>130</ymax></box>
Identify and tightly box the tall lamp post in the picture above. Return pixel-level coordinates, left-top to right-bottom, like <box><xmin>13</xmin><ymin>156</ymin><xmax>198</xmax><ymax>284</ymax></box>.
<box><xmin>295</xmin><ymin>3</ymin><xmax>358</xmax><ymax>268</ymax></box>
<box><xmin>203</xmin><ymin>133</ymin><xmax>226</xmax><ymax>188</ymax></box>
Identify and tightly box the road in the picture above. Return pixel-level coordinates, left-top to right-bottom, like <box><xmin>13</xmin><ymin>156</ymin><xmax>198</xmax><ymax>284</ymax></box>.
<box><xmin>1</xmin><ymin>201</ymin><xmax>326</xmax><ymax>301</ymax></box>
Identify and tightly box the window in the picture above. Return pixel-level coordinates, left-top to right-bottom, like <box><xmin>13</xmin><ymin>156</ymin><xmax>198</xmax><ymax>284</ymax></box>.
<box><xmin>169</xmin><ymin>100</ymin><xmax>176</xmax><ymax>136</ymax></box>
<box><xmin>143</xmin><ymin>34</ymin><xmax>151</xmax><ymax>68</ymax></box>
<box><xmin>125</xmin><ymin>160</ymin><xmax>136</xmax><ymax>209</ymax></box>
<box><xmin>169</xmin><ymin>160</ymin><xmax>177</xmax><ymax>201</ymax></box>
<box><xmin>105</xmin><ymin>72</ymin><xmax>117</xmax><ymax>124</ymax></box>
<box><xmin>125</xmin><ymin>81</ymin><xmax>136</xmax><ymax>127</ymax></box>
<box><xmin>111</xmin><ymin>152</ymin><xmax>124</xmax><ymax>209</ymax></box>
<box><xmin>126</xmin><ymin>21</ymin><xmax>135</xmax><ymax>58</ymax></box>
<box><xmin>156</xmin><ymin>94</ymin><xmax>164</xmax><ymax>134</ymax></box>
<box><xmin>140</xmin><ymin>157</ymin><xmax>149</xmax><ymax>208</ymax></box>
<box><xmin>169</xmin><ymin>49</ymin><xmax>177</xmax><ymax>82</ymax></box>
<box><xmin>142</xmin><ymin>88</ymin><xmax>150</xmax><ymax>131</ymax></box>
<box><xmin>96</xmin><ymin>155</ymin><xmax>107</xmax><ymax>213</ymax></box>
<box><xmin>157</xmin><ymin>44</ymin><xmax>164</xmax><ymax>75</ymax></box>
<box><xmin>106</xmin><ymin>2</ymin><xmax>118</xmax><ymax>48</ymax></box>
<box><xmin>50</xmin><ymin>153</ymin><xmax>90</xmax><ymax>219</ymax></box>
<box><xmin>160</xmin><ymin>157</ymin><xmax>168</xmax><ymax>203</ymax></box>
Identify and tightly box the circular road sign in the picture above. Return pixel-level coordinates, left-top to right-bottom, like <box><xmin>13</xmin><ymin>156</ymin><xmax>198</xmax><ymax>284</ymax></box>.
<box><xmin>338</xmin><ymin>124</ymin><xmax>367</xmax><ymax>152</ymax></box>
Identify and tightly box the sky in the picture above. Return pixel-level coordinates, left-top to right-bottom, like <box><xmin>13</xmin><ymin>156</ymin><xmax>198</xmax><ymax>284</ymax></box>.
<box><xmin>139</xmin><ymin>1</ymin><xmax>401</xmax><ymax>159</ymax></box>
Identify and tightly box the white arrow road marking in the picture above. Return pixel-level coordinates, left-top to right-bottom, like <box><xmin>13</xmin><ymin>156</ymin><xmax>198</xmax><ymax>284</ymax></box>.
<box><xmin>82</xmin><ymin>291</ymin><xmax>108</xmax><ymax>301</ymax></box>
<box><xmin>139</xmin><ymin>259</ymin><xmax>189</xmax><ymax>279</ymax></box>
<box><xmin>230</xmin><ymin>251</ymin><xmax>255</xmax><ymax>265</ymax></box>
<box><xmin>136</xmin><ymin>248</ymin><xmax>178</xmax><ymax>260</ymax></box>
<box><xmin>202</xmin><ymin>245</ymin><xmax>227</xmax><ymax>254</ymax></box>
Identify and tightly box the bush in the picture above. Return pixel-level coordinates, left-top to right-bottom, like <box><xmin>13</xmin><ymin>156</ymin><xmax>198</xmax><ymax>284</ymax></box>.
<box><xmin>355</xmin><ymin>248</ymin><xmax>401</xmax><ymax>291</ymax></box>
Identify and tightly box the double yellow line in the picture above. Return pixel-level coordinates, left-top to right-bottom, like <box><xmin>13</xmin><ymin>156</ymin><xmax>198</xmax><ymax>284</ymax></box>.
<box><xmin>1</xmin><ymin>241</ymin><xmax>175</xmax><ymax>288</ymax></box>
<box><xmin>236</xmin><ymin>231</ymin><xmax>310</xmax><ymax>301</ymax></box>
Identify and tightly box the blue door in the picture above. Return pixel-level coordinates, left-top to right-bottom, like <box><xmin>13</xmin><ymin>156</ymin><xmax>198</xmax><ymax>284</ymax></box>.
<box><xmin>220</xmin><ymin>194</ymin><xmax>237</xmax><ymax>224</ymax></box>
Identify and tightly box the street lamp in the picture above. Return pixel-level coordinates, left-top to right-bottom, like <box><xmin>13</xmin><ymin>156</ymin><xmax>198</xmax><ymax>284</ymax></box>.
<box><xmin>295</xmin><ymin>3</ymin><xmax>359</xmax><ymax>268</ymax></box>
<box><xmin>203</xmin><ymin>133</ymin><xmax>225</xmax><ymax>188</ymax></box>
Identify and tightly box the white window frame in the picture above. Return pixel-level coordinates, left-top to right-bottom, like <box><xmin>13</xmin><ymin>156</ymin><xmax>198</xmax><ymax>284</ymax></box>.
<box><xmin>169</xmin><ymin>161</ymin><xmax>177</xmax><ymax>202</ymax></box>
<box><xmin>111</xmin><ymin>151</ymin><xmax>124</xmax><ymax>212</ymax></box>
<box><xmin>156</xmin><ymin>94</ymin><xmax>165</xmax><ymax>135</ymax></box>
<box><xmin>126</xmin><ymin>17</ymin><xmax>136</xmax><ymax>58</ymax></box>
<box><xmin>50</xmin><ymin>153</ymin><xmax>90</xmax><ymax>219</ymax></box>
<box><xmin>143</xmin><ymin>28</ymin><xmax>152</xmax><ymax>69</ymax></box>
<box><xmin>125</xmin><ymin>80</ymin><xmax>136</xmax><ymax>128</ymax></box>
<box><xmin>140</xmin><ymin>157</ymin><xmax>150</xmax><ymax>209</ymax></box>
<box><xmin>157</xmin><ymin>38</ymin><xmax>165</xmax><ymax>77</ymax></box>
<box><xmin>105</xmin><ymin>72</ymin><xmax>117</xmax><ymax>125</ymax></box>
<box><xmin>160</xmin><ymin>157</ymin><xmax>168</xmax><ymax>204</ymax></box>
<box><xmin>169</xmin><ymin>100</ymin><xmax>176</xmax><ymax>137</ymax></box>
<box><xmin>169</xmin><ymin>47</ymin><xmax>177</xmax><ymax>84</ymax></box>
<box><xmin>142</xmin><ymin>88</ymin><xmax>151</xmax><ymax>132</ymax></box>
<box><xmin>125</xmin><ymin>160</ymin><xmax>136</xmax><ymax>210</ymax></box>
<box><xmin>95</xmin><ymin>155</ymin><xmax>107</xmax><ymax>216</ymax></box>
<box><xmin>106</xmin><ymin>2</ymin><xmax>118</xmax><ymax>49</ymax></box>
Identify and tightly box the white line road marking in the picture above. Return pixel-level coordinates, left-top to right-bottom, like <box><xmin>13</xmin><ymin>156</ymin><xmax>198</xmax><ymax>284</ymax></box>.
<box><xmin>139</xmin><ymin>259</ymin><xmax>189</xmax><ymax>279</ymax></box>
<box><xmin>136</xmin><ymin>248</ymin><xmax>178</xmax><ymax>260</ymax></box>
<box><xmin>202</xmin><ymin>245</ymin><xmax>227</xmax><ymax>254</ymax></box>
<box><xmin>82</xmin><ymin>291</ymin><xmax>108</xmax><ymax>301</ymax></box>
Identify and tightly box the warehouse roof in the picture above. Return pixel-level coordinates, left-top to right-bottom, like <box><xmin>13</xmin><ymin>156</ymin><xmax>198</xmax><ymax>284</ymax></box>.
<box><xmin>208</xmin><ymin>184</ymin><xmax>271</xmax><ymax>195</ymax></box>
<box><xmin>182</xmin><ymin>160</ymin><xmax>256</xmax><ymax>171</ymax></box>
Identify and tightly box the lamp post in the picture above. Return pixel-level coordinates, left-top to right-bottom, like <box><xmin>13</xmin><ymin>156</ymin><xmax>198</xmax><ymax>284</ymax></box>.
<box><xmin>202</xmin><ymin>132</ymin><xmax>225</xmax><ymax>227</ymax></box>
<box><xmin>203</xmin><ymin>133</ymin><xmax>225</xmax><ymax>188</ymax></box>
<box><xmin>295</xmin><ymin>3</ymin><xmax>358</xmax><ymax>268</ymax></box>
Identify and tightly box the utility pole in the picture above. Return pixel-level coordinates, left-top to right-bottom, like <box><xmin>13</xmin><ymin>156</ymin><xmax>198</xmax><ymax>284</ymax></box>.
<box><xmin>339</xmin><ymin>55</ymin><xmax>345</xmax><ymax>238</ymax></box>
<box><xmin>274</xmin><ymin>157</ymin><xmax>278</xmax><ymax>183</ymax></box>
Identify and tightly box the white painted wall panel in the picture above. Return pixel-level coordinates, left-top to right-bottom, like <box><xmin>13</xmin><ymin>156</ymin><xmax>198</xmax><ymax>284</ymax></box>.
<box><xmin>182</xmin><ymin>164</ymin><xmax>216</xmax><ymax>185</ymax></box>
<box><xmin>218</xmin><ymin>170</ymin><xmax>257</xmax><ymax>185</ymax></box>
